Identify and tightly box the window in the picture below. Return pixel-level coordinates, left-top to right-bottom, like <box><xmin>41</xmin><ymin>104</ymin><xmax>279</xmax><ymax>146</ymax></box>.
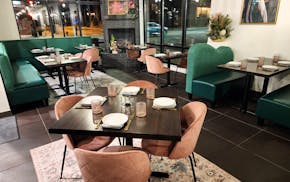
<box><xmin>12</xmin><ymin>0</ymin><xmax>104</xmax><ymax>39</ymax></box>
<box><xmin>144</xmin><ymin>0</ymin><xmax>211</xmax><ymax>50</ymax></box>
<box><xmin>13</xmin><ymin>0</ymin><xmax>52</xmax><ymax>38</ymax></box>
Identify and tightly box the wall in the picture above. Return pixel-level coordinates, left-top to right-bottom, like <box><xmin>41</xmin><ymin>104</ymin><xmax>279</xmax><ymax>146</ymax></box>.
<box><xmin>0</xmin><ymin>0</ymin><xmax>20</xmax><ymax>40</ymax></box>
<box><xmin>0</xmin><ymin>74</ymin><xmax>10</xmax><ymax>113</ymax></box>
<box><xmin>210</xmin><ymin>0</ymin><xmax>290</xmax><ymax>92</ymax></box>
<box><xmin>0</xmin><ymin>0</ymin><xmax>18</xmax><ymax>114</ymax></box>
<box><xmin>210</xmin><ymin>0</ymin><xmax>290</xmax><ymax>60</ymax></box>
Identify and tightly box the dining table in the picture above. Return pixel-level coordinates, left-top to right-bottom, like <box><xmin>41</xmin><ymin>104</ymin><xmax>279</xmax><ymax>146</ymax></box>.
<box><xmin>218</xmin><ymin>58</ymin><xmax>290</xmax><ymax>112</ymax></box>
<box><xmin>35</xmin><ymin>55</ymin><xmax>85</xmax><ymax>95</ymax></box>
<box><xmin>154</xmin><ymin>52</ymin><xmax>187</xmax><ymax>87</ymax></box>
<box><xmin>48</xmin><ymin>87</ymin><xmax>182</xmax><ymax>146</ymax></box>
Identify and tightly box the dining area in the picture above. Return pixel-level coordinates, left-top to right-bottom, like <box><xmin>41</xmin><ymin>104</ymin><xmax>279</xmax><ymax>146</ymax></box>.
<box><xmin>49</xmin><ymin>80</ymin><xmax>207</xmax><ymax>181</ymax></box>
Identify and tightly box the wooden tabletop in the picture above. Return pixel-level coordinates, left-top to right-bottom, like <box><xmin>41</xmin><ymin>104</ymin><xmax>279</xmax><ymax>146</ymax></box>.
<box><xmin>218</xmin><ymin>58</ymin><xmax>290</xmax><ymax>78</ymax></box>
<box><xmin>49</xmin><ymin>87</ymin><xmax>182</xmax><ymax>141</ymax></box>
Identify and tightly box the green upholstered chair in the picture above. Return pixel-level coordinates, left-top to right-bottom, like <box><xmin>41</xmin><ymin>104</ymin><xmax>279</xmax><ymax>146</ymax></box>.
<box><xmin>256</xmin><ymin>84</ymin><xmax>290</xmax><ymax>128</ymax></box>
<box><xmin>186</xmin><ymin>43</ymin><xmax>246</xmax><ymax>106</ymax></box>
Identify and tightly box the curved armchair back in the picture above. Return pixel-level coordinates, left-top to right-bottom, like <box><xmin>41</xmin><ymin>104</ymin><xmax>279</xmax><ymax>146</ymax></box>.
<box><xmin>55</xmin><ymin>95</ymin><xmax>84</xmax><ymax>149</ymax></box>
<box><xmin>186</xmin><ymin>43</ymin><xmax>233</xmax><ymax>93</ymax></box>
<box><xmin>74</xmin><ymin>148</ymin><xmax>151</xmax><ymax>182</ymax></box>
<box><xmin>137</xmin><ymin>48</ymin><xmax>156</xmax><ymax>63</ymax></box>
<box><xmin>83</xmin><ymin>48</ymin><xmax>100</xmax><ymax>62</ymax></box>
<box><xmin>126</xmin><ymin>80</ymin><xmax>157</xmax><ymax>89</ymax></box>
<box><xmin>169</xmin><ymin>102</ymin><xmax>207</xmax><ymax>159</ymax></box>
<box><xmin>145</xmin><ymin>55</ymin><xmax>165</xmax><ymax>74</ymax></box>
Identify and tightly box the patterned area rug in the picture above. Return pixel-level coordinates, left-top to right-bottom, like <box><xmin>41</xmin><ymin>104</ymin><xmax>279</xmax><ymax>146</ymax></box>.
<box><xmin>30</xmin><ymin>139</ymin><xmax>240</xmax><ymax>182</ymax></box>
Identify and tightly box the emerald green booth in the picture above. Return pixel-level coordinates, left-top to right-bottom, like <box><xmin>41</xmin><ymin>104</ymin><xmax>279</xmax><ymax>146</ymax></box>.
<box><xmin>46</xmin><ymin>36</ymin><xmax>92</xmax><ymax>54</ymax></box>
<box><xmin>0</xmin><ymin>43</ymin><xmax>49</xmax><ymax>106</ymax></box>
<box><xmin>186</xmin><ymin>43</ymin><xmax>246</xmax><ymax>105</ymax></box>
<box><xmin>0</xmin><ymin>36</ymin><xmax>92</xmax><ymax>107</ymax></box>
<box><xmin>2</xmin><ymin>39</ymin><xmax>47</xmax><ymax>71</ymax></box>
<box><xmin>2</xmin><ymin>36</ymin><xmax>92</xmax><ymax>71</ymax></box>
<box><xmin>256</xmin><ymin>84</ymin><xmax>290</xmax><ymax>128</ymax></box>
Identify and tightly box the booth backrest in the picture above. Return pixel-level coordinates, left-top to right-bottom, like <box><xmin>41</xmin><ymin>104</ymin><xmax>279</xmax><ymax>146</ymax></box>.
<box><xmin>46</xmin><ymin>36</ymin><xmax>92</xmax><ymax>53</ymax></box>
<box><xmin>3</xmin><ymin>39</ymin><xmax>46</xmax><ymax>61</ymax></box>
<box><xmin>186</xmin><ymin>43</ymin><xmax>233</xmax><ymax>92</ymax></box>
<box><xmin>0</xmin><ymin>55</ymin><xmax>15</xmax><ymax>92</ymax></box>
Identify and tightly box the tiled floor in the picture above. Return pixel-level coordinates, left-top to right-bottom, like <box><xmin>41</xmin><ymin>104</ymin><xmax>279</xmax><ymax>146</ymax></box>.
<box><xmin>0</xmin><ymin>55</ymin><xmax>289</xmax><ymax>182</ymax></box>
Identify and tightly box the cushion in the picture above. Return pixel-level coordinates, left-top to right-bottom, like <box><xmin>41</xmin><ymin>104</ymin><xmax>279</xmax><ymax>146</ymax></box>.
<box><xmin>256</xmin><ymin>85</ymin><xmax>290</xmax><ymax>128</ymax></box>
<box><xmin>0</xmin><ymin>55</ymin><xmax>15</xmax><ymax>92</ymax></box>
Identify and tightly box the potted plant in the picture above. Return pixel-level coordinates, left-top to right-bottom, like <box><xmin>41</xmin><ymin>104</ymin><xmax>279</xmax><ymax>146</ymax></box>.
<box><xmin>207</xmin><ymin>13</ymin><xmax>232</xmax><ymax>42</ymax></box>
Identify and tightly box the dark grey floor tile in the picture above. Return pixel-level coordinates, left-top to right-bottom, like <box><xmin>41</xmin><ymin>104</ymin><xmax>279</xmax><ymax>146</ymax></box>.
<box><xmin>225</xmin><ymin>108</ymin><xmax>258</xmax><ymax>127</ymax></box>
<box><xmin>240</xmin><ymin>131</ymin><xmax>290</xmax><ymax>170</ymax></box>
<box><xmin>195</xmin><ymin>129</ymin><xmax>236</xmax><ymax>160</ymax></box>
<box><xmin>0</xmin><ymin>116</ymin><xmax>19</xmax><ymax>145</ymax></box>
<box><xmin>263</xmin><ymin>123</ymin><xmax>290</xmax><ymax>141</ymax></box>
<box><xmin>16</xmin><ymin>109</ymin><xmax>40</xmax><ymax>126</ymax></box>
<box><xmin>0</xmin><ymin>134</ymin><xmax>50</xmax><ymax>172</ymax></box>
<box><xmin>18</xmin><ymin>121</ymin><xmax>48</xmax><ymax>140</ymax></box>
<box><xmin>204</xmin><ymin>109</ymin><xmax>223</xmax><ymax>122</ymax></box>
<box><xmin>213</xmin><ymin>146</ymin><xmax>290</xmax><ymax>182</ymax></box>
<box><xmin>204</xmin><ymin>115</ymin><xmax>260</xmax><ymax>144</ymax></box>
<box><xmin>0</xmin><ymin>161</ymin><xmax>37</xmax><ymax>182</ymax></box>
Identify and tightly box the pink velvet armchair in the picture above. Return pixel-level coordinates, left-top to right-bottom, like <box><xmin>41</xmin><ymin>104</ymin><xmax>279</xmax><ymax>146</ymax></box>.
<box><xmin>54</xmin><ymin>95</ymin><xmax>113</xmax><ymax>179</ymax></box>
<box><xmin>142</xmin><ymin>101</ymin><xmax>207</xmax><ymax>181</ymax></box>
<box><xmin>74</xmin><ymin>147</ymin><xmax>151</xmax><ymax>182</ymax></box>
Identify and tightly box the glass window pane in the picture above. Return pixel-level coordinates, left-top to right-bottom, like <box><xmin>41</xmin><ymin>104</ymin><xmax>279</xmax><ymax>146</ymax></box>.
<box><xmin>59</xmin><ymin>2</ymin><xmax>80</xmax><ymax>37</ymax></box>
<box><xmin>164</xmin><ymin>0</ymin><xmax>182</xmax><ymax>46</ymax></box>
<box><xmin>13</xmin><ymin>0</ymin><xmax>52</xmax><ymax>39</ymax></box>
<box><xmin>186</xmin><ymin>0</ymin><xmax>211</xmax><ymax>46</ymax></box>
<box><xmin>46</xmin><ymin>1</ymin><xmax>65</xmax><ymax>37</ymax></box>
<box><xmin>145</xmin><ymin>0</ymin><xmax>161</xmax><ymax>45</ymax></box>
<box><xmin>80</xmin><ymin>4</ymin><xmax>104</xmax><ymax>39</ymax></box>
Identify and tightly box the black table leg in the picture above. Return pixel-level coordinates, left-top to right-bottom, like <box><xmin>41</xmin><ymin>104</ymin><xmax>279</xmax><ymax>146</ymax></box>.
<box><xmin>125</xmin><ymin>137</ymin><xmax>133</xmax><ymax>146</ymax></box>
<box><xmin>241</xmin><ymin>74</ymin><xmax>251</xmax><ymax>113</ymax></box>
<box><xmin>62</xmin><ymin>66</ymin><xmax>70</xmax><ymax>95</ymax></box>
<box><xmin>262</xmin><ymin>77</ymin><xmax>269</xmax><ymax>95</ymax></box>
<box><xmin>57</xmin><ymin>67</ymin><xmax>64</xmax><ymax>89</ymax></box>
<box><xmin>161</xmin><ymin>58</ymin><xmax>177</xmax><ymax>87</ymax></box>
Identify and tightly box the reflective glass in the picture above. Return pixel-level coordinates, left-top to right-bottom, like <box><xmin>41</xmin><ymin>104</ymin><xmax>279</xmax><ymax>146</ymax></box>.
<box><xmin>145</xmin><ymin>0</ymin><xmax>161</xmax><ymax>45</ymax></box>
<box><xmin>186</xmin><ymin>0</ymin><xmax>211</xmax><ymax>46</ymax></box>
<box><xmin>13</xmin><ymin>0</ymin><xmax>52</xmax><ymax>38</ymax></box>
<box><xmin>164</xmin><ymin>0</ymin><xmax>182</xmax><ymax>46</ymax></box>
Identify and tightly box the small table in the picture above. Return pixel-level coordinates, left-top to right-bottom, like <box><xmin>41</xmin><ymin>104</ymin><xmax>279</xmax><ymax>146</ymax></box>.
<box><xmin>155</xmin><ymin>52</ymin><xmax>187</xmax><ymax>87</ymax></box>
<box><xmin>35</xmin><ymin>55</ymin><xmax>85</xmax><ymax>95</ymax></box>
<box><xmin>48</xmin><ymin>87</ymin><xmax>182</xmax><ymax>145</ymax></box>
<box><xmin>218</xmin><ymin>58</ymin><xmax>290</xmax><ymax>112</ymax></box>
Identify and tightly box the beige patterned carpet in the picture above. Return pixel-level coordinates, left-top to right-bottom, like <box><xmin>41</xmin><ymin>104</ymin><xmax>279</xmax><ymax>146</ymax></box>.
<box><xmin>30</xmin><ymin>139</ymin><xmax>240</xmax><ymax>182</ymax></box>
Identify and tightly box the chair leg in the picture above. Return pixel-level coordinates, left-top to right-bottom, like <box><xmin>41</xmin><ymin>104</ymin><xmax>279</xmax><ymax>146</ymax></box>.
<box><xmin>60</xmin><ymin>145</ymin><xmax>67</xmax><ymax>179</ymax></box>
<box><xmin>74</xmin><ymin>77</ymin><xmax>77</xmax><ymax>93</ymax></box>
<box><xmin>192</xmin><ymin>152</ymin><xmax>197</xmax><ymax>167</ymax></box>
<box><xmin>90</xmin><ymin>76</ymin><xmax>96</xmax><ymax>87</ymax></box>
<box><xmin>188</xmin><ymin>156</ymin><xmax>197</xmax><ymax>182</ymax></box>
<box><xmin>118</xmin><ymin>137</ymin><xmax>122</xmax><ymax>146</ymax></box>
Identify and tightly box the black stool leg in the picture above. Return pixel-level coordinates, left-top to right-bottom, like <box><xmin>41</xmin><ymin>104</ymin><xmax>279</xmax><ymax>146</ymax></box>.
<box><xmin>60</xmin><ymin>145</ymin><xmax>67</xmax><ymax>179</ymax></box>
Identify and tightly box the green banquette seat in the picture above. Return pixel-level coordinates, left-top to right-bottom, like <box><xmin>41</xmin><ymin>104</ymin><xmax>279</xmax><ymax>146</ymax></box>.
<box><xmin>186</xmin><ymin>43</ymin><xmax>246</xmax><ymax>106</ymax></box>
